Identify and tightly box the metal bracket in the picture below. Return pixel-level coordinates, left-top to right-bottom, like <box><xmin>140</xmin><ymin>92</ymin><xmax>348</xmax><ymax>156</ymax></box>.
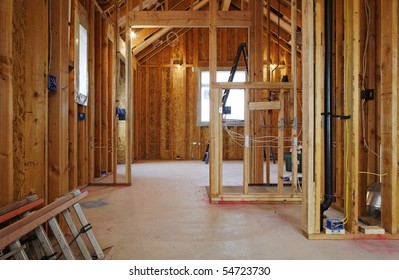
<box><xmin>279</xmin><ymin>118</ymin><xmax>285</xmax><ymax>130</ymax></box>
<box><xmin>293</xmin><ymin>117</ymin><xmax>298</xmax><ymax>130</ymax></box>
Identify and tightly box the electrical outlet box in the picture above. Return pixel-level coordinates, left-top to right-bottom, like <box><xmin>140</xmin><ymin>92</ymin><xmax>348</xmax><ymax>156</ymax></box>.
<box><xmin>78</xmin><ymin>112</ymin><xmax>86</xmax><ymax>120</ymax></box>
<box><xmin>223</xmin><ymin>106</ymin><xmax>231</xmax><ymax>114</ymax></box>
<box><xmin>48</xmin><ymin>74</ymin><xmax>57</xmax><ymax>91</ymax></box>
<box><xmin>361</xmin><ymin>89</ymin><xmax>374</xmax><ymax>101</ymax></box>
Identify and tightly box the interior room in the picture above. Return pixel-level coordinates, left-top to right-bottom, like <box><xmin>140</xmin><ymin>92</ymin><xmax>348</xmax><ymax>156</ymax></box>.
<box><xmin>0</xmin><ymin>0</ymin><xmax>398</xmax><ymax>260</ymax></box>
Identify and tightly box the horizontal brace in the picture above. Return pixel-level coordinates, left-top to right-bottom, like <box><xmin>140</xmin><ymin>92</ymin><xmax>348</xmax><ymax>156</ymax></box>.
<box><xmin>321</xmin><ymin>112</ymin><xmax>351</xmax><ymax>120</ymax></box>
<box><xmin>213</xmin><ymin>81</ymin><xmax>294</xmax><ymax>90</ymax></box>
<box><xmin>249</xmin><ymin>101</ymin><xmax>280</xmax><ymax>111</ymax></box>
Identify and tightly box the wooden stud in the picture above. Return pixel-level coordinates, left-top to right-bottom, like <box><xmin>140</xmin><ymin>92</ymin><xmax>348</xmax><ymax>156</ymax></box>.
<box><xmin>301</xmin><ymin>0</ymin><xmax>318</xmax><ymax>235</ymax></box>
<box><xmin>101</xmin><ymin>18</ymin><xmax>109</xmax><ymax>175</ymax></box>
<box><xmin>209</xmin><ymin>0</ymin><xmax>222</xmax><ymax>196</ymax></box>
<box><xmin>314</xmin><ymin>0</ymin><xmax>324</xmax><ymax>233</ymax></box>
<box><xmin>94</xmin><ymin>9</ymin><xmax>102</xmax><ymax>178</ymax></box>
<box><xmin>88</xmin><ymin>0</ymin><xmax>96</xmax><ymax>183</ymax></box>
<box><xmin>290</xmin><ymin>0</ymin><xmax>298</xmax><ymax>192</ymax></box>
<box><xmin>0</xmin><ymin>0</ymin><xmax>14</xmax><ymax>207</ymax></box>
<box><xmin>277</xmin><ymin>90</ymin><xmax>285</xmax><ymax>193</ymax></box>
<box><xmin>125</xmin><ymin>0</ymin><xmax>133</xmax><ymax>184</ymax></box>
<box><xmin>48</xmin><ymin>0</ymin><xmax>70</xmax><ymax>202</ymax></box>
<box><xmin>380</xmin><ymin>0</ymin><xmax>398</xmax><ymax>234</ymax></box>
<box><xmin>334</xmin><ymin>0</ymin><xmax>345</xmax><ymax>208</ymax></box>
<box><xmin>25</xmin><ymin>0</ymin><xmax>48</xmax><ymax>202</ymax></box>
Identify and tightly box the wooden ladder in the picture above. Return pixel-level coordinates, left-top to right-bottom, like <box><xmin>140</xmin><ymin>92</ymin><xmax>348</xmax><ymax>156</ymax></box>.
<box><xmin>0</xmin><ymin>189</ymin><xmax>113</xmax><ymax>260</ymax></box>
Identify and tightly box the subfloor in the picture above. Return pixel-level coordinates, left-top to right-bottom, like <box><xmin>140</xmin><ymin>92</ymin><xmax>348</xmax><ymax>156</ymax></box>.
<box><xmin>81</xmin><ymin>160</ymin><xmax>399</xmax><ymax>260</ymax></box>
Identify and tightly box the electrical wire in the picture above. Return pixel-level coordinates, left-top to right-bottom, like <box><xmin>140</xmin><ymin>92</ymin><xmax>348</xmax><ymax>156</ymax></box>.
<box><xmin>358</xmin><ymin>171</ymin><xmax>388</xmax><ymax>177</ymax></box>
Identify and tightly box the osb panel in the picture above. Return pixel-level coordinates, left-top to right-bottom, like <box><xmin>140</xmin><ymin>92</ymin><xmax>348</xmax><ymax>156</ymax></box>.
<box><xmin>148</xmin><ymin>67</ymin><xmax>161</xmax><ymax>159</ymax></box>
<box><xmin>186</xmin><ymin>68</ymin><xmax>201</xmax><ymax>159</ymax></box>
<box><xmin>160</xmin><ymin>67</ymin><xmax>172</xmax><ymax>159</ymax></box>
<box><xmin>198</xmin><ymin>28</ymin><xmax>209</xmax><ymax>62</ymax></box>
<box><xmin>185</xmin><ymin>31</ymin><xmax>194</xmax><ymax>65</ymax></box>
<box><xmin>12</xmin><ymin>0</ymin><xmax>27</xmax><ymax>200</ymax></box>
<box><xmin>171</xmin><ymin>63</ymin><xmax>186</xmax><ymax>159</ymax></box>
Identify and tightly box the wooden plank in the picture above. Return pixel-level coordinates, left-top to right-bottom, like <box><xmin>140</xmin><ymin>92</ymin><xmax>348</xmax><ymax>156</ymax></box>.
<box><xmin>94</xmin><ymin>9</ymin><xmax>102</xmax><ymax>178</ymax></box>
<box><xmin>314</xmin><ymin>0</ymin><xmax>323</xmax><ymax>233</ymax></box>
<box><xmin>277</xmin><ymin>90</ymin><xmax>285</xmax><ymax>193</ymax></box>
<box><xmin>101</xmin><ymin>18</ymin><xmax>109</xmax><ymax>174</ymax></box>
<box><xmin>0</xmin><ymin>199</ymin><xmax>43</xmax><ymax>224</ymax></box>
<box><xmin>250</xmin><ymin>0</ymin><xmax>264</xmax><ymax>184</ymax></box>
<box><xmin>249</xmin><ymin>101</ymin><xmax>280</xmax><ymax>111</ymax></box>
<box><xmin>0</xmin><ymin>0</ymin><xmax>14</xmax><ymax>207</ymax></box>
<box><xmin>129</xmin><ymin>11</ymin><xmax>251</xmax><ymax>28</ymax></box>
<box><xmin>221</xmin><ymin>0</ymin><xmax>232</xmax><ymax>11</ymax></box>
<box><xmin>108</xmin><ymin>40</ymin><xmax>115</xmax><ymax>174</ymax></box>
<box><xmin>160</xmin><ymin>68</ymin><xmax>172</xmax><ymax>159</ymax></box>
<box><xmin>125</xmin><ymin>1</ymin><xmax>133</xmax><ymax>184</ymax></box>
<box><xmin>243</xmin><ymin>89</ymin><xmax>250</xmax><ymax>193</ymax></box>
<box><xmin>0</xmin><ymin>191</ymin><xmax>88</xmax><ymax>249</ymax></box>
<box><xmin>69</xmin><ymin>2</ymin><xmax>78</xmax><ymax>188</ymax></box>
<box><xmin>214</xmin><ymin>82</ymin><xmax>294</xmax><ymax>90</ymax></box>
<box><xmin>210</xmin><ymin>193</ymin><xmax>302</xmax><ymax>203</ymax></box>
<box><xmin>24</xmin><ymin>0</ymin><xmax>48</xmax><ymax>202</ymax></box>
<box><xmin>48</xmin><ymin>0</ymin><xmax>70</xmax><ymax>202</ymax></box>
<box><xmin>209</xmin><ymin>0</ymin><xmax>222</xmax><ymax>196</ymax></box>
<box><xmin>290</xmin><ymin>0</ymin><xmax>298</xmax><ymax>192</ymax></box>
<box><xmin>380</xmin><ymin>0</ymin><xmax>398</xmax><ymax>234</ymax></box>
<box><xmin>334</xmin><ymin>0</ymin><xmax>345</xmax><ymax>208</ymax></box>
<box><xmin>88</xmin><ymin>0</ymin><xmax>96</xmax><ymax>183</ymax></box>
<box><xmin>301</xmin><ymin>0</ymin><xmax>317</xmax><ymax>235</ymax></box>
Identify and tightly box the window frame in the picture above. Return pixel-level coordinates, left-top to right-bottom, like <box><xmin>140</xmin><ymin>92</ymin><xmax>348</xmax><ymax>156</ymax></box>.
<box><xmin>196</xmin><ymin>67</ymin><xmax>247</xmax><ymax>127</ymax></box>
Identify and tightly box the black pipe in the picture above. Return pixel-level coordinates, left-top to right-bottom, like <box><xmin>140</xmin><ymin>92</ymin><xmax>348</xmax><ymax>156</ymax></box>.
<box><xmin>320</xmin><ymin>0</ymin><xmax>334</xmax><ymax>230</ymax></box>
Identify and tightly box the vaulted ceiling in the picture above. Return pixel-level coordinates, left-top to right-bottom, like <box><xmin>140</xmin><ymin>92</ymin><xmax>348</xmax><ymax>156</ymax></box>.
<box><xmin>95</xmin><ymin>0</ymin><xmax>301</xmax><ymax>63</ymax></box>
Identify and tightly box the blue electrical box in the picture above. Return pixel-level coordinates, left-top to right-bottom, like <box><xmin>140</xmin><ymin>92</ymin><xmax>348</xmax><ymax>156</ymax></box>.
<box><xmin>327</xmin><ymin>219</ymin><xmax>344</xmax><ymax>230</ymax></box>
<box><xmin>48</xmin><ymin>74</ymin><xmax>57</xmax><ymax>91</ymax></box>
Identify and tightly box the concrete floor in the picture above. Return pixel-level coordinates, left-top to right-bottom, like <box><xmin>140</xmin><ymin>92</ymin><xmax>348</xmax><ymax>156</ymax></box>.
<box><xmin>81</xmin><ymin>161</ymin><xmax>399</xmax><ymax>260</ymax></box>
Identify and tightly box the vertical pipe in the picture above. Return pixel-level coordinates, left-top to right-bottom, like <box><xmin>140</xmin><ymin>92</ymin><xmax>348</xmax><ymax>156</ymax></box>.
<box><xmin>320</xmin><ymin>0</ymin><xmax>334</xmax><ymax>228</ymax></box>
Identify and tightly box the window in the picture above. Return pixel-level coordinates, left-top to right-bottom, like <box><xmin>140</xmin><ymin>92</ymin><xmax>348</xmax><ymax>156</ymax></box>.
<box><xmin>198</xmin><ymin>69</ymin><xmax>246</xmax><ymax>126</ymax></box>
<box><xmin>76</xmin><ymin>24</ymin><xmax>89</xmax><ymax>106</ymax></box>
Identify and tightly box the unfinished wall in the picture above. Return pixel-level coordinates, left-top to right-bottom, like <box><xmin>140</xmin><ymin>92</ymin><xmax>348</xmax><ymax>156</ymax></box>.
<box><xmin>134</xmin><ymin>27</ymin><xmax>296</xmax><ymax>161</ymax></box>
<box><xmin>12</xmin><ymin>0</ymin><xmax>48</xmax><ymax>202</ymax></box>
<box><xmin>117</xmin><ymin>61</ymin><xmax>127</xmax><ymax>163</ymax></box>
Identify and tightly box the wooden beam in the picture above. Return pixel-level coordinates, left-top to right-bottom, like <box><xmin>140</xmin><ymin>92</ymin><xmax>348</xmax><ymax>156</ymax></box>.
<box><xmin>248</xmin><ymin>101</ymin><xmax>280</xmax><ymax>111</ymax></box>
<box><xmin>125</xmin><ymin>0</ymin><xmax>133</xmax><ymax>184</ymax></box>
<box><xmin>129</xmin><ymin>10</ymin><xmax>251</xmax><ymax>28</ymax></box>
<box><xmin>213</xmin><ymin>81</ymin><xmax>294</xmax><ymax>90</ymax></box>
<box><xmin>94</xmin><ymin>10</ymin><xmax>102</xmax><ymax>178</ymax></box>
<box><xmin>101</xmin><ymin>18</ymin><xmax>109</xmax><ymax>175</ymax></box>
<box><xmin>249</xmin><ymin>0</ymin><xmax>264</xmax><ymax>184</ymax></box>
<box><xmin>314</xmin><ymin>0</ymin><xmax>323</xmax><ymax>233</ymax></box>
<box><xmin>290</xmin><ymin>0</ymin><xmax>298</xmax><ymax>192</ymax></box>
<box><xmin>380</xmin><ymin>0</ymin><xmax>398</xmax><ymax>234</ymax></box>
<box><xmin>0</xmin><ymin>0</ymin><xmax>14</xmax><ymax>207</ymax></box>
<box><xmin>209</xmin><ymin>0</ymin><xmax>222</xmax><ymax>196</ymax></box>
<box><xmin>25</xmin><ymin>0</ymin><xmax>48</xmax><ymax>202</ymax></box>
<box><xmin>344</xmin><ymin>0</ymin><xmax>361</xmax><ymax>234</ymax></box>
<box><xmin>301</xmin><ymin>0</ymin><xmax>317</xmax><ymax>235</ymax></box>
<box><xmin>88</xmin><ymin>0</ymin><xmax>96</xmax><ymax>183</ymax></box>
<box><xmin>222</xmin><ymin>0</ymin><xmax>232</xmax><ymax>11</ymax></box>
<box><xmin>48</xmin><ymin>0</ymin><xmax>70</xmax><ymax>203</ymax></box>
<box><xmin>277</xmin><ymin>90</ymin><xmax>285</xmax><ymax>193</ymax></box>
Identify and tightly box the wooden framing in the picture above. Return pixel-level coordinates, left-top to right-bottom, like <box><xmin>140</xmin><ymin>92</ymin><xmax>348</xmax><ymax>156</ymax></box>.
<box><xmin>88</xmin><ymin>0</ymin><xmax>96</xmax><ymax>183</ymax></box>
<box><xmin>301</xmin><ymin>0</ymin><xmax>317</xmax><ymax>235</ymax></box>
<box><xmin>0</xmin><ymin>0</ymin><xmax>14</xmax><ymax>207</ymax></box>
<box><xmin>380</xmin><ymin>0</ymin><xmax>399</xmax><ymax>234</ymax></box>
<box><xmin>48</xmin><ymin>0</ymin><xmax>70</xmax><ymax>203</ymax></box>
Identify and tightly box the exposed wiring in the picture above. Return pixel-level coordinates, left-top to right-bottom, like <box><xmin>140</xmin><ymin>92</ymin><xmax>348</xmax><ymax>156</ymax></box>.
<box><xmin>360</xmin><ymin>0</ymin><xmax>380</xmax><ymax>159</ymax></box>
<box><xmin>358</xmin><ymin>171</ymin><xmax>388</xmax><ymax>177</ymax></box>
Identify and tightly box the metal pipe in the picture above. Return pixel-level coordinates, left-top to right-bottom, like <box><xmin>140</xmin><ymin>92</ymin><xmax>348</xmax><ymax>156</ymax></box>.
<box><xmin>320</xmin><ymin>0</ymin><xmax>334</xmax><ymax>230</ymax></box>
